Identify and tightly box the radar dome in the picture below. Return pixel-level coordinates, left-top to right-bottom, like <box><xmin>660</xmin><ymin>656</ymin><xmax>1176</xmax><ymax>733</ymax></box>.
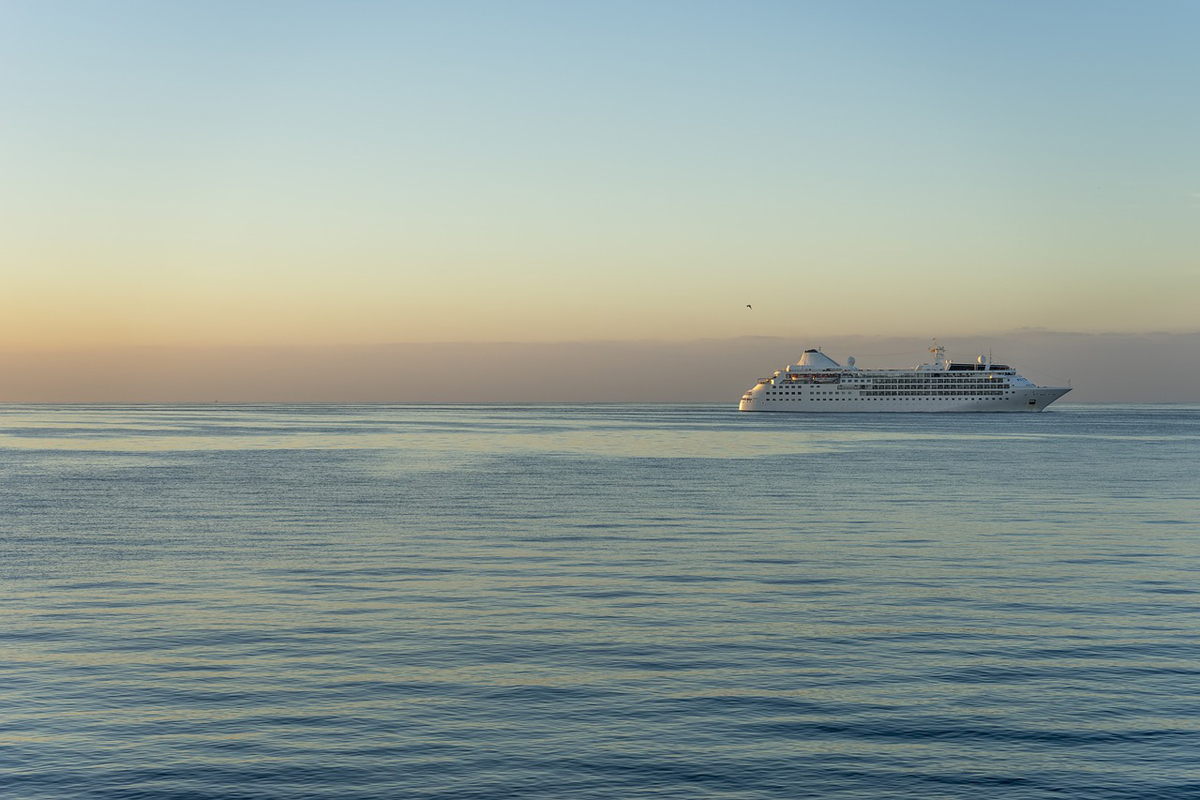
<box><xmin>847</xmin><ymin>356</ymin><xmax>856</xmax><ymax>367</ymax></box>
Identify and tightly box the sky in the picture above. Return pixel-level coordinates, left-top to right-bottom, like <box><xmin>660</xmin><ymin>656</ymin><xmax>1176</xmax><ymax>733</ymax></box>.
<box><xmin>1</xmin><ymin>2</ymin><xmax>1197</xmax><ymax>400</ymax></box>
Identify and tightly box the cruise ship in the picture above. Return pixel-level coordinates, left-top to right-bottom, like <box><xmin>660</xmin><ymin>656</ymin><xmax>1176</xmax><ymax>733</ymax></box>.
<box><xmin>739</xmin><ymin>344</ymin><xmax>1071</xmax><ymax>412</ymax></box>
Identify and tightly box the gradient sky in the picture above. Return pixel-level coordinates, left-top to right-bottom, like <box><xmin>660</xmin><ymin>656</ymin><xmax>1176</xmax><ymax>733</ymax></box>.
<box><xmin>3</xmin><ymin>1</ymin><xmax>1198</xmax><ymax>352</ymax></box>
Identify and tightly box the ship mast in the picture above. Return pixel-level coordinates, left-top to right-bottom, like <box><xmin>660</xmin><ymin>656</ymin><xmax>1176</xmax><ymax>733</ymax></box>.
<box><xmin>929</xmin><ymin>339</ymin><xmax>946</xmax><ymax>367</ymax></box>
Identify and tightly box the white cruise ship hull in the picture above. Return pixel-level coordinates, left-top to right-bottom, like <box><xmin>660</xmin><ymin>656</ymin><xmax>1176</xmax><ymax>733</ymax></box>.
<box><xmin>739</xmin><ymin>386</ymin><xmax>1071</xmax><ymax>413</ymax></box>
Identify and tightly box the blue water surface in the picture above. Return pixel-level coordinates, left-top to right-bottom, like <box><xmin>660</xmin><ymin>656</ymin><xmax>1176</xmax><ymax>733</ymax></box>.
<box><xmin>2</xmin><ymin>404</ymin><xmax>1198</xmax><ymax>799</ymax></box>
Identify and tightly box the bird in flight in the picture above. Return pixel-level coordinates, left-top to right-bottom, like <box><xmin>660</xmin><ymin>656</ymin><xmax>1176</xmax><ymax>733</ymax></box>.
<box><xmin>745</xmin><ymin>304</ymin><xmax>753</xmax><ymax>310</ymax></box>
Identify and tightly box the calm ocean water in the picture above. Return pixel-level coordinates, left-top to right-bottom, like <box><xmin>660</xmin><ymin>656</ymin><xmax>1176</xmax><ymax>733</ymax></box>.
<box><xmin>2</xmin><ymin>403</ymin><xmax>1198</xmax><ymax>799</ymax></box>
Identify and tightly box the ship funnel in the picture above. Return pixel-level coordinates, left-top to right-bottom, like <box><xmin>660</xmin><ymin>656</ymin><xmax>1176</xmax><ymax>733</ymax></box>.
<box><xmin>795</xmin><ymin>349</ymin><xmax>842</xmax><ymax>370</ymax></box>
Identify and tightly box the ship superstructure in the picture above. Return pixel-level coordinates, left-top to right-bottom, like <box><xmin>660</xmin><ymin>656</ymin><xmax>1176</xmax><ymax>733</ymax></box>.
<box><xmin>738</xmin><ymin>344</ymin><xmax>1070</xmax><ymax>412</ymax></box>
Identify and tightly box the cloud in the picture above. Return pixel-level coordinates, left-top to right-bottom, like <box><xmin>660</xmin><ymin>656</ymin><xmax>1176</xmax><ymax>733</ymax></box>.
<box><xmin>1</xmin><ymin>331</ymin><xmax>1197</xmax><ymax>403</ymax></box>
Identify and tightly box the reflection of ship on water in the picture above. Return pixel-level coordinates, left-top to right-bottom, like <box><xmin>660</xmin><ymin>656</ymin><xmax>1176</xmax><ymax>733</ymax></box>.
<box><xmin>739</xmin><ymin>343</ymin><xmax>1071</xmax><ymax>412</ymax></box>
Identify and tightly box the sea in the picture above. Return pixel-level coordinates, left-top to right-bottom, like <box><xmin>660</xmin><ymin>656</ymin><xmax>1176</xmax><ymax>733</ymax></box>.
<box><xmin>2</xmin><ymin>403</ymin><xmax>1198</xmax><ymax>800</ymax></box>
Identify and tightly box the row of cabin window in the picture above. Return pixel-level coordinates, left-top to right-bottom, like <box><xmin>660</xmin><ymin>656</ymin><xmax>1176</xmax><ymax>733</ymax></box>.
<box><xmin>766</xmin><ymin>391</ymin><xmax>1008</xmax><ymax>397</ymax></box>
<box><xmin>768</xmin><ymin>389</ymin><xmax>1007</xmax><ymax>395</ymax></box>
<box><xmin>763</xmin><ymin>396</ymin><xmax>1002</xmax><ymax>401</ymax></box>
